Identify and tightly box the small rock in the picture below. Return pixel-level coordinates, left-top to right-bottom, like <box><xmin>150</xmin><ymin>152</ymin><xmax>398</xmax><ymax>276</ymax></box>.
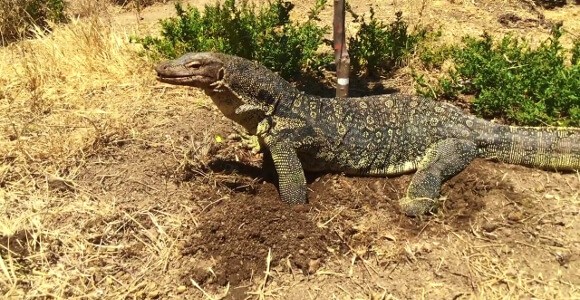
<box><xmin>176</xmin><ymin>285</ymin><xmax>187</xmax><ymax>293</ymax></box>
<box><xmin>384</xmin><ymin>233</ymin><xmax>397</xmax><ymax>241</ymax></box>
<box><xmin>422</xmin><ymin>243</ymin><xmax>433</xmax><ymax>253</ymax></box>
<box><xmin>555</xmin><ymin>252</ymin><xmax>571</xmax><ymax>266</ymax></box>
<box><xmin>505</xmin><ymin>268</ymin><xmax>517</xmax><ymax>277</ymax></box>
<box><xmin>148</xmin><ymin>290</ymin><xmax>160</xmax><ymax>298</ymax></box>
<box><xmin>482</xmin><ymin>222</ymin><xmax>499</xmax><ymax>232</ymax></box>
<box><xmin>507</xmin><ymin>211</ymin><xmax>523</xmax><ymax>222</ymax></box>
<box><xmin>46</xmin><ymin>175</ymin><xmax>76</xmax><ymax>192</ymax></box>
<box><xmin>404</xmin><ymin>245</ymin><xmax>417</xmax><ymax>263</ymax></box>
<box><xmin>308</xmin><ymin>259</ymin><xmax>321</xmax><ymax>274</ymax></box>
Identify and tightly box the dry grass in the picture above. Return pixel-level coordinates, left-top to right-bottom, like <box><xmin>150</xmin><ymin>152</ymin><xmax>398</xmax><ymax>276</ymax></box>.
<box><xmin>0</xmin><ymin>0</ymin><xmax>61</xmax><ymax>44</ymax></box>
<box><xmin>0</xmin><ymin>10</ymin><xmax>165</xmax><ymax>298</ymax></box>
<box><xmin>0</xmin><ymin>16</ymin><xmax>148</xmax><ymax>181</ymax></box>
<box><xmin>67</xmin><ymin>0</ymin><xmax>112</xmax><ymax>19</ymax></box>
<box><xmin>0</xmin><ymin>0</ymin><xmax>579</xmax><ymax>299</ymax></box>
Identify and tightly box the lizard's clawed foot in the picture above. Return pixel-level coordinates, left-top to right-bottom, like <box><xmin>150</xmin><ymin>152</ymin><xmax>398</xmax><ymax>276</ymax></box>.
<box><xmin>398</xmin><ymin>196</ymin><xmax>439</xmax><ymax>217</ymax></box>
<box><xmin>229</xmin><ymin>130</ymin><xmax>262</xmax><ymax>154</ymax></box>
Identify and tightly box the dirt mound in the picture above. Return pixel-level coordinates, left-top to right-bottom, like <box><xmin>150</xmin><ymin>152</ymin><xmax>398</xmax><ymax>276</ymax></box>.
<box><xmin>181</xmin><ymin>186</ymin><xmax>340</xmax><ymax>286</ymax></box>
<box><xmin>173</xmin><ymin>154</ymin><xmax>529</xmax><ymax>289</ymax></box>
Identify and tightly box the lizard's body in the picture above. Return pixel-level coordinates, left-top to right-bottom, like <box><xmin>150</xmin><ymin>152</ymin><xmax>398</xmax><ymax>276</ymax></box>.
<box><xmin>156</xmin><ymin>52</ymin><xmax>580</xmax><ymax>216</ymax></box>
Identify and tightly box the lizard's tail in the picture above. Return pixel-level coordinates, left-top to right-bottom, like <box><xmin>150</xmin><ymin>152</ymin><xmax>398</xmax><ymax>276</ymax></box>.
<box><xmin>476</xmin><ymin>124</ymin><xmax>580</xmax><ymax>170</ymax></box>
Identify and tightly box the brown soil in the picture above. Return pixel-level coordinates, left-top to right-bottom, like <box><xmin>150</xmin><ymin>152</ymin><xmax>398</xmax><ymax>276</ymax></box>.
<box><xmin>38</xmin><ymin>88</ymin><xmax>575</xmax><ymax>298</ymax></box>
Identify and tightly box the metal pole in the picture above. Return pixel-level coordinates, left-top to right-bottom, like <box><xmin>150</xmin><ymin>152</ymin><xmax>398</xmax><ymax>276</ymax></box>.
<box><xmin>333</xmin><ymin>0</ymin><xmax>350</xmax><ymax>98</ymax></box>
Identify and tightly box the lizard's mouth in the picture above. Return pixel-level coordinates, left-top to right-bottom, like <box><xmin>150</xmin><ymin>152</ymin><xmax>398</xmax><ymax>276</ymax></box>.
<box><xmin>156</xmin><ymin>74</ymin><xmax>215</xmax><ymax>86</ymax></box>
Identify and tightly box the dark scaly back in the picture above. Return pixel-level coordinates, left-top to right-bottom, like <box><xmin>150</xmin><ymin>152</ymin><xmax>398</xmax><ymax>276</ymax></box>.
<box><xmin>289</xmin><ymin>93</ymin><xmax>480</xmax><ymax>175</ymax></box>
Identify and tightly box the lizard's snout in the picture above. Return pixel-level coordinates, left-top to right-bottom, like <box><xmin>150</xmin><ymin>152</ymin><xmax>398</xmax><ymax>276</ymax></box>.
<box><xmin>155</xmin><ymin>61</ymin><xmax>190</xmax><ymax>80</ymax></box>
<box><xmin>155</xmin><ymin>61</ymin><xmax>171</xmax><ymax>75</ymax></box>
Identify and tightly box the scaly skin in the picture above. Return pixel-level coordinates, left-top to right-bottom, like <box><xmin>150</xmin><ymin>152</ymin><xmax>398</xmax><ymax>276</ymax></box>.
<box><xmin>155</xmin><ymin>52</ymin><xmax>580</xmax><ymax>216</ymax></box>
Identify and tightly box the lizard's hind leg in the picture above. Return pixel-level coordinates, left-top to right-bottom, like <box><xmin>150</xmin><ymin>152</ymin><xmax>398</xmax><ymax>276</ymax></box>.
<box><xmin>399</xmin><ymin>139</ymin><xmax>477</xmax><ymax>216</ymax></box>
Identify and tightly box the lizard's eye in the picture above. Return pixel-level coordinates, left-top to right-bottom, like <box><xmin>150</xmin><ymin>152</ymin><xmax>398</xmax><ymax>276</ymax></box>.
<box><xmin>185</xmin><ymin>61</ymin><xmax>202</xmax><ymax>69</ymax></box>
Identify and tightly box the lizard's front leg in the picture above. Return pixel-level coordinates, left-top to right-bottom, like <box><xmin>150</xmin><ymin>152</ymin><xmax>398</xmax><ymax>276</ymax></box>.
<box><xmin>263</xmin><ymin>135</ymin><xmax>307</xmax><ymax>204</ymax></box>
<box><xmin>230</xmin><ymin>128</ymin><xmax>262</xmax><ymax>154</ymax></box>
<box><xmin>230</xmin><ymin>103</ymin><xmax>269</xmax><ymax>153</ymax></box>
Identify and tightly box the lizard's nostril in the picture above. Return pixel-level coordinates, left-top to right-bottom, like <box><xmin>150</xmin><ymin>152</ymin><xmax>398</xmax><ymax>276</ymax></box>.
<box><xmin>155</xmin><ymin>64</ymin><xmax>167</xmax><ymax>75</ymax></box>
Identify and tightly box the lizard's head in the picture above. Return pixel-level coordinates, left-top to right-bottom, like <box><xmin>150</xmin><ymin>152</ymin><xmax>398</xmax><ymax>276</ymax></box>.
<box><xmin>156</xmin><ymin>52</ymin><xmax>300</xmax><ymax>131</ymax></box>
<box><xmin>155</xmin><ymin>52</ymin><xmax>270</xmax><ymax>133</ymax></box>
<box><xmin>155</xmin><ymin>52</ymin><xmax>225</xmax><ymax>89</ymax></box>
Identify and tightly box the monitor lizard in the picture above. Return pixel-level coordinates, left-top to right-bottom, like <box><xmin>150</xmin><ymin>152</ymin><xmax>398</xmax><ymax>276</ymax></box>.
<box><xmin>156</xmin><ymin>52</ymin><xmax>580</xmax><ymax>216</ymax></box>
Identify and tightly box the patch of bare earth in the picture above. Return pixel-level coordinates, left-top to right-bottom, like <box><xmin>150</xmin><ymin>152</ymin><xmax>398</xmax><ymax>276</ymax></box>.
<box><xmin>1</xmin><ymin>0</ymin><xmax>579</xmax><ymax>299</ymax></box>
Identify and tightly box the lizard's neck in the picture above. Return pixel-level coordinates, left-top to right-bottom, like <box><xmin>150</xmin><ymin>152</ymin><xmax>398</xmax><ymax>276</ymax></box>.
<box><xmin>204</xmin><ymin>89</ymin><xmax>262</xmax><ymax>134</ymax></box>
<box><xmin>207</xmin><ymin>57</ymin><xmax>314</xmax><ymax>132</ymax></box>
<box><xmin>223</xmin><ymin>58</ymin><xmax>303</xmax><ymax>115</ymax></box>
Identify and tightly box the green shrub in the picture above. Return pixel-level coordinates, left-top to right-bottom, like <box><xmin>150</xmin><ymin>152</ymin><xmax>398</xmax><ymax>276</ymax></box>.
<box><xmin>136</xmin><ymin>0</ymin><xmax>331</xmax><ymax>80</ymax></box>
<box><xmin>417</xmin><ymin>26</ymin><xmax>580</xmax><ymax>126</ymax></box>
<box><xmin>0</xmin><ymin>0</ymin><xmax>68</xmax><ymax>44</ymax></box>
<box><xmin>572</xmin><ymin>39</ymin><xmax>580</xmax><ymax>65</ymax></box>
<box><xmin>348</xmin><ymin>9</ymin><xmax>427</xmax><ymax>77</ymax></box>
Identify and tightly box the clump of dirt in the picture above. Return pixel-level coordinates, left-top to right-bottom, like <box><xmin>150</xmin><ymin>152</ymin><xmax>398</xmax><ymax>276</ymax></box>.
<box><xmin>0</xmin><ymin>230</ymin><xmax>61</xmax><ymax>278</ymax></box>
<box><xmin>0</xmin><ymin>230</ymin><xmax>36</xmax><ymax>258</ymax></box>
<box><xmin>442</xmin><ymin>160</ymin><xmax>504</xmax><ymax>210</ymax></box>
<box><xmin>181</xmin><ymin>184</ymin><xmax>341</xmax><ymax>286</ymax></box>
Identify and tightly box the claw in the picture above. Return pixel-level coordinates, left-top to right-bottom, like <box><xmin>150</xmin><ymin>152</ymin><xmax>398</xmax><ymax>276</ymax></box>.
<box><xmin>210</xmin><ymin>80</ymin><xmax>226</xmax><ymax>92</ymax></box>
<box><xmin>398</xmin><ymin>196</ymin><xmax>439</xmax><ymax>217</ymax></box>
<box><xmin>231</xmin><ymin>128</ymin><xmax>262</xmax><ymax>154</ymax></box>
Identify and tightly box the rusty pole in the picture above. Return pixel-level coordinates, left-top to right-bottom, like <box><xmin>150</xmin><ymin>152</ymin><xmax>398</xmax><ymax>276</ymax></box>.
<box><xmin>333</xmin><ymin>0</ymin><xmax>350</xmax><ymax>98</ymax></box>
